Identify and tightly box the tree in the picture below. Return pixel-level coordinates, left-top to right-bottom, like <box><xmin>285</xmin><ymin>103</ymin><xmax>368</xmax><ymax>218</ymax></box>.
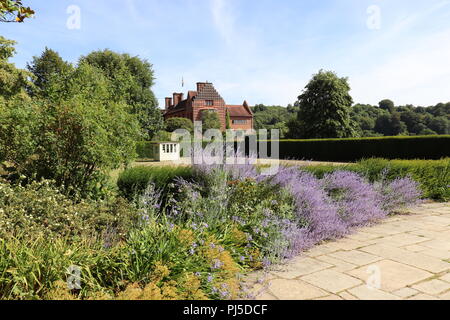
<box><xmin>165</xmin><ymin>117</ymin><xmax>194</xmax><ymax>134</ymax></box>
<box><xmin>0</xmin><ymin>36</ymin><xmax>31</xmax><ymax>100</ymax></box>
<box><xmin>201</xmin><ymin>110</ymin><xmax>221</xmax><ymax>132</ymax></box>
<box><xmin>0</xmin><ymin>0</ymin><xmax>34</xmax><ymax>22</ymax></box>
<box><xmin>226</xmin><ymin>111</ymin><xmax>231</xmax><ymax>130</ymax></box>
<box><xmin>81</xmin><ymin>50</ymin><xmax>163</xmax><ymax>139</ymax></box>
<box><xmin>27</xmin><ymin>47</ymin><xmax>73</xmax><ymax>97</ymax></box>
<box><xmin>379</xmin><ymin>99</ymin><xmax>395</xmax><ymax>113</ymax></box>
<box><xmin>292</xmin><ymin>70</ymin><xmax>356</xmax><ymax>139</ymax></box>
<box><xmin>374</xmin><ymin>113</ymin><xmax>407</xmax><ymax>136</ymax></box>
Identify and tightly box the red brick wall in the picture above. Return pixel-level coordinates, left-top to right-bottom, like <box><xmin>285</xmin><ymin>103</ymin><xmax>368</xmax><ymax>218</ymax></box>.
<box><xmin>193</xmin><ymin>98</ymin><xmax>227</xmax><ymax>130</ymax></box>
<box><xmin>230</xmin><ymin>116</ymin><xmax>253</xmax><ymax>130</ymax></box>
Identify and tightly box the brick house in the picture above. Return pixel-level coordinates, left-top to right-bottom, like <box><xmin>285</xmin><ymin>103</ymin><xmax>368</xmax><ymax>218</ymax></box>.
<box><xmin>163</xmin><ymin>82</ymin><xmax>253</xmax><ymax>131</ymax></box>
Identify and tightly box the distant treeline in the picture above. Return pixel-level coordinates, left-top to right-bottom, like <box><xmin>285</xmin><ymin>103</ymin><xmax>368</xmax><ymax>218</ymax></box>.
<box><xmin>252</xmin><ymin>101</ymin><xmax>450</xmax><ymax>139</ymax></box>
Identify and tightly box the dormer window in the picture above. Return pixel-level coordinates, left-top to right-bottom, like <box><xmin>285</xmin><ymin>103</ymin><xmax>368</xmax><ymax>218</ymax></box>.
<box><xmin>206</xmin><ymin>100</ymin><xmax>214</xmax><ymax>106</ymax></box>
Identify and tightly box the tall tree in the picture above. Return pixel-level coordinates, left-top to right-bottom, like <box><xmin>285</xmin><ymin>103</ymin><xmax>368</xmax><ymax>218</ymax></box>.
<box><xmin>27</xmin><ymin>47</ymin><xmax>73</xmax><ymax>97</ymax></box>
<box><xmin>292</xmin><ymin>70</ymin><xmax>356</xmax><ymax>139</ymax></box>
<box><xmin>80</xmin><ymin>50</ymin><xmax>163</xmax><ymax>139</ymax></box>
<box><xmin>0</xmin><ymin>0</ymin><xmax>34</xmax><ymax>22</ymax></box>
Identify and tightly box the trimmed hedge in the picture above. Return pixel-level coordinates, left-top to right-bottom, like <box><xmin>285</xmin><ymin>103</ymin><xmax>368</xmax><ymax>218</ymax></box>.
<box><xmin>260</xmin><ymin>135</ymin><xmax>450</xmax><ymax>161</ymax></box>
<box><xmin>136</xmin><ymin>142</ymin><xmax>155</xmax><ymax>159</ymax></box>
<box><xmin>117</xmin><ymin>166</ymin><xmax>193</xmax><ymax>200</ymax></box>
<box><xmin>301</xmin><ymin>158</ymin><xmax>450</xmax><ymax>201</ymax></box>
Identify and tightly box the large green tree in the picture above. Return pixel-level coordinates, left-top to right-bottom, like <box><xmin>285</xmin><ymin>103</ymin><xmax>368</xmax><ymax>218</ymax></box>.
<box><xmin>80</xmin><ymin>50</ymin><xmax>163</xmax><ymax>139</ymax></box>
<box><xmin>292</xmin><ymin>70</ymin><xmax>356</xmax><ymax>139</ymax></box>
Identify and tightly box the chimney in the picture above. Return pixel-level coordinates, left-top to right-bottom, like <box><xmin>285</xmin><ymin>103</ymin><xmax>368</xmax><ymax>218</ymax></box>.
<box><xmin>196</xmin><ymin>82</ymin><xmax>207</xmax><ymax>92</ymax></box>
<box><xmin>173</xmin><ymin>93</ymin><xmax>184</xmax><ymax>106</ymax></box>
<box><xmin>165</xmin><ymin>97</ymin><xmax>172</xmax><ymax>110</ymax></box>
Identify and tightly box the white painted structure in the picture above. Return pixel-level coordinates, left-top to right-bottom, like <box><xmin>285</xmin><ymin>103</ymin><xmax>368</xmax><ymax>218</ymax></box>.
<box><xmin>153</xmin><ymin>142</ymin><xmax>181</xmax><ymax>161</ymax></box>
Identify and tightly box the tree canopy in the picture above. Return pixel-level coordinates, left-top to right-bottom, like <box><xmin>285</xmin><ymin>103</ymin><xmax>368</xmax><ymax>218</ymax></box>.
<box><xmin>292</xmin><ymin>70</ymin><xmax>356</xmax><ymax>139</ymax></box>
<box><xmin>27</xmin><ymin>47</ymin><xmax>73</xmax><ymax>97</ymax></box>
<box><xmin>80</xmin><ymin>49</ymin><xmax>164</xmax><ymax>139</ymax></box>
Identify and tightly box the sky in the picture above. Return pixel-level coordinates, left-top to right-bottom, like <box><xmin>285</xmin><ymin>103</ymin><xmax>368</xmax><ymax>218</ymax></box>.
<box><xmin>2</xmin><ymin>0</ymin><xmax>450</xmax><ymax>108</ymax></box>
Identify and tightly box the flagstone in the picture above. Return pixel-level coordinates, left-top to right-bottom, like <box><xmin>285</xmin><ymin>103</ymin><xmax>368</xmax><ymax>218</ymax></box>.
<box><xmin>412</xmin><ymin>279</ymin><xmax>450</xmax><ymax>295</ymax></box>
<box><xmin>328</xmin><ymin>250</ymin><xmax>382</xmax><ymax>266</ymax></box>
<box><xmin>346</xmin><ymin>259</ymin><xmax>433</xmax><ymax>292</ymax></box>
<box><xmin>268</xmin><ymin>279</ymin><xmax>328</xmax><ymax>300</ymax></box>
<box><xmin>301</xmin><ymin>270</ymin><xmax>362</xmax><ymax>294</ymax></box>
<box><xmin>270</xmin><ymin>257</ymin><xmax>332</xmax><ymax>279</ymax></box>
<box><xmin>347</xmin><ymin>285</ymin><xmax>400</xmax><ymax>300</ymax></box>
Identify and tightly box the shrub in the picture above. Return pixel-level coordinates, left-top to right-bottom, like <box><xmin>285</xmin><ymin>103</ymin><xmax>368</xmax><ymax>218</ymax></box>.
<box><xmin>136</xmin><ymin>141</ymin><xmax>155</xmax><ymax>159</ymax></box>
<box><xmin>0</xmin><ymin>63</ymin><xmax>141</xmax><ymax>198</ymax></box>
<box><xmin>0</xmin><ymin>179</ymin><xmax>139</xmax><ymax>241</ymax></box>
<box><xmin>302</xmin><ymin>158</ymin><xmax>450</xmax><ymax>201</ymax></box>
<box><xmin>165</xmin><ymin>117</ymin><xmax>194</xmax><ymax>134</ymax></box>
<box><xmin>117</xmin><ymin>166</ymin><xmax>194</xmax><ymax>200</ymax></box>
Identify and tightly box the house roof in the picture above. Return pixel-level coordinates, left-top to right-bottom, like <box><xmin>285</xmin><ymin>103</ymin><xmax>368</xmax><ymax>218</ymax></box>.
<box><xmin>227</xmin><ymin>104</ymin><xmax>253</xmax><ymax>117</ymax></box>
<box><xmin>194</xmin><ymin>82</ymin><xmax>224</xmax><ymax>101</ymax></box>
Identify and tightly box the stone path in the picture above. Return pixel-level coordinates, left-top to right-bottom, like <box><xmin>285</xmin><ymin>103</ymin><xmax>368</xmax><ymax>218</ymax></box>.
<box><xmin>244</xmin><ymin>202</ymin><xmax>450</xmax><ymax>300</ymax></box>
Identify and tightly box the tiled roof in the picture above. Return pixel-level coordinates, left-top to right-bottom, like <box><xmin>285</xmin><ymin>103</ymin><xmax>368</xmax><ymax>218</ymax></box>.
<box><xmin>227</xmin><ymin>105</ymin><xmax>253</xmax><ymax>117</ymax></box>
<box><xmin>194</xmin><ymin>83</ymin><xmax>224</xmax><ymax>101</ymax></box>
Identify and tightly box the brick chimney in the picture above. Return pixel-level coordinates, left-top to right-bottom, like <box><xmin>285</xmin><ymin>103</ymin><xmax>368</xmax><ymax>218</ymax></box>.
<box><xmin>172</xmin><ymin>93</ymin><xmax>184</xmax><ymax>106</ymax></box>
<box><xmin>165</xmin><ymin>97</ymin><xmax>172</xmax><ymax>110</ymax></box>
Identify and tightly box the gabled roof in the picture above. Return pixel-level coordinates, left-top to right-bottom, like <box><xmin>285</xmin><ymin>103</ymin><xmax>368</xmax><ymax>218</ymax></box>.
<box><xmin>194</xmin><ymin>82</ymin><xmax>224</xmax><ymax>101</ymax></box>
<box><xmin>227</xmin><ymin>104</ymin><xmax>253</xmax><ymax>117</ymax></box>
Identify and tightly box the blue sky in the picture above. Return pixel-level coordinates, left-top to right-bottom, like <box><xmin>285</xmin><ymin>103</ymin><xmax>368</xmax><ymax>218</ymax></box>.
<box><xmin>2</xmin><ymin>0</ymin><xmax>450</xmax><ymax>107</ymax></box>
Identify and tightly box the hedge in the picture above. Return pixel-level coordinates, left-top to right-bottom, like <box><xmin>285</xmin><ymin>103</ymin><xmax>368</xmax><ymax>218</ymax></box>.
<box><xmin>300</xmin><ymin>158</ymin><xmax>450</xmax><ymax>201</ymax></box>
<box><xmin>136</xmin><ymin>142</ymin><xmax>155</xmax><ymax>159</ymax></box>
<box><xmin>117</xmin><ymin>166</ymin><xmax>193</xmax><ymax>200</ymax></box>
<box><xmin>273</xmin><ymin>136</ymin><xmax>450</xmax><ymax>162</ymax></box>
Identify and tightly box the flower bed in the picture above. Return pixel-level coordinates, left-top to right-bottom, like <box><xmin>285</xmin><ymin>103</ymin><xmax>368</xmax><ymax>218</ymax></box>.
<box><xmin>0</xmin><ymin>159</ymin><xmax>421</xmax><ymax>300</ymax></box>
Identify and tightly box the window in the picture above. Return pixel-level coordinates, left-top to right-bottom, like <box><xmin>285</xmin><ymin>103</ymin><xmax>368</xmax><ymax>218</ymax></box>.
<box><xmin>205</xmin><ymin>100</ymin><xmax>214</xmax><ymax>106</ymax></box>
<box><xmin>232</xmin><ymin>120</ymin><xmax>247</xmax><ymax>124</ymax></box>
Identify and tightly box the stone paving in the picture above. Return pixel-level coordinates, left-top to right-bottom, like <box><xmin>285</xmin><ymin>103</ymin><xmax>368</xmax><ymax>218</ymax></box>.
<box><xmin>244</xmin><ymin>202</ymin><xmax>450</xmax><ymax>300</ymax></box>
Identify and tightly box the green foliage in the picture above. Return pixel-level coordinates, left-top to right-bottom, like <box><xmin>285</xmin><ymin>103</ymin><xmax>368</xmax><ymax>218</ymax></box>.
<box><xmin>273</xmin><ymin>136</ymin><xmax>450</xmax><ymax>162</ymax></box>
<box><xmin>0</xmin><ymin>36</ymin><xmax>31</xmax><ymax>99</ymax></box>
<box><xmin>0</xmin><ymin>64</ymin><xmax>141</xmax><ymax>198</ymax></box>
<box><xmin>226</xmin><ymin>111</ymin><xmax>231</xmax><ymax>130</ymax></box>
<box><xmin>117</xmin><ymin>166</ymin><xmax>194</xmax><ymax>200</ymax></box>
<box><xmin>165</xmin><ymin>117</ymin><xmax>194</xmax><ymax>134</ymax></box>
<box><xmin>0</xmin><ymin>0</ymin><xmax>34</xmax><ymax>23</ymax></box>
<box><xmin>27</xmin><ymin>47</ymin><xmax>73</xmax><ymax>97</ymax></box>
<box><xmin>251</xmin><ymin>104</ymin><xmax>296</xmax><ymax>138</ymax></box>
<box><xmin>0</xmin><ymin>179</ymin><xmax>139</xmax><ymax>240</ymax></box>
<box><xmin>352</xmin><ymin>102</ymin><xmax>449</xmax><ymax>137</ymax></box>
<box><xmin>379</xmin><ymin>99</ymin><xmax>395</xmax><ymax>113</ymax></box>
<box><xmin>81</xmin><ymin>50</ymin><xmax>163</xmax><ymax>139</ymax></box>
<box><xmin>136</xmin><ymin>142</ymin><xmax>155</xmax><ymax>159</ymax></box>
<box><xmin>301</xmin><ymin>158</ymin><xmax>450</xmax><ymax>201</ymax></box>
<box><xmin>201</xmin><ymin>110</ymin><xmax>221</xmax><ymax>132</ymax></box>
<box><xmin>293</xmin><ymin>70</ymin><xmax>357</xmax><ymax>139</ymax></box>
